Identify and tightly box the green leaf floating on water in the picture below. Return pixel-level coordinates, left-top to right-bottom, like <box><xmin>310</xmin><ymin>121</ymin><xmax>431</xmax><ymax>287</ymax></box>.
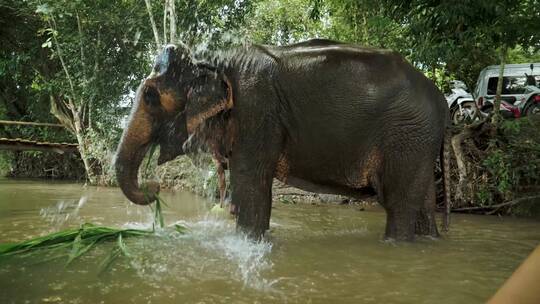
<box><xmin>0</xmin><ymin>223</ymin><xmax>159</xmax><ymax>258</ymax></box>
<box><xmin>0</xmin><ymin>198</ymin><xmax>187</xmax><ymax>273</ymax></box>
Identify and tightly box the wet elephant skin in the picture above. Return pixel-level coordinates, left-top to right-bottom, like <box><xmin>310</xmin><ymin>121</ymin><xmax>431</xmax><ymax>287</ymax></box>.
<box><xmin>115</xmin><ymin>39</ymin><xmax>449</xmax><ymax>241</ymax></box>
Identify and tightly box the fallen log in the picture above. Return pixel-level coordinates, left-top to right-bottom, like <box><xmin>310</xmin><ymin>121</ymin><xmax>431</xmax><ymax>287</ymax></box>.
<box><xmin>452</xmin><ymin>195</ymin><xmax>540</xmax><ymax>214</ymax></box>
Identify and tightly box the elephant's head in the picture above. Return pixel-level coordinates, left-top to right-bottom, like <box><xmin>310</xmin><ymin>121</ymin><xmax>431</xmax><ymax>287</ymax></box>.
<box><xmin>115</xmin><ymin>44</ymin><xmax>233</xmax><ymax>205</ymax></box>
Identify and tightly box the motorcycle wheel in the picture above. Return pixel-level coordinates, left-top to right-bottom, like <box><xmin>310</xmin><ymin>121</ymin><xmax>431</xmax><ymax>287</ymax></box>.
<box><xmin>525</xmin><ymin>103</ymin><xmax>540</xmax><ymax>116</ymax></box>
<box><xmin>451</xmin><ymin>101</ymin><xmax>476</xmax><ymax>125</ymax></box>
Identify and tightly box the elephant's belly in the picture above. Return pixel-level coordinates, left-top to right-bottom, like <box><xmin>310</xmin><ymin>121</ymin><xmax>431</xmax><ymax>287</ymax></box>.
<box><xmin>274</xmin><ymin>153</ymin><xmax>377</xmax><ymax>199</ymax></box>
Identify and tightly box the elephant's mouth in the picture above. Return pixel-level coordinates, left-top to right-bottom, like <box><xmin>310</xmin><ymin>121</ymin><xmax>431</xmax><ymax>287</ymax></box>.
<box><xmin>157</xmin><ymin>145</ymin><xmax>183</xmax><ymax>165</ymax></box>
<box><xmin>156</xmin><ymin>130</ymin><xmax>188</xmax><ymax>165</ymax></box>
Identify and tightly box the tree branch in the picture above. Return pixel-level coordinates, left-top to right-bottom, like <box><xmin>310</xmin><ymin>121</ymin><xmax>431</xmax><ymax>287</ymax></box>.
<box><xmin>48</xmin><ymin>16</ymin><xmax>77</xmax><ymax>102</ymax></box>
<box><xmin>491</xmin><ymin>44</ymin><xmax>507</xmax><ymax>125</ymax></box>
<box><xmin>76</xmin><ymin>11</ymin><xmax>87</xmax><ymax>82</ymax></box>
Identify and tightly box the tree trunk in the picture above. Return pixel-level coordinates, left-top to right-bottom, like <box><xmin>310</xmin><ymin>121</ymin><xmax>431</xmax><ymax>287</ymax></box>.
<box><xmin>144</xmin><ymin>0</ymin><xmax>161</xmax><ymax>51</ymax></box>
<box><xmin>362</xmin><ymin>13</ymin><xmax>369</xmax><ymax>45</ymax></box>
<box><xmin>169</xmin><ymin>0</ymin><xmax>176</xmax><ymax>43</ymax></box>
<box><xmin>72</xmin><ymin>108</ymin><xmax>94</xmax><ymax>183</ymax></box>
<box><xmin>163</xmin><ymin>0</ymin><xmax>169</xmax><ymax>44</ymax></box>
<box><xmin>492</xmin><ymin>45</ymin><xmax>507</xmax><ymax>125</ymax></box>
<box><xmin>43</xmin><ymin>7</ymin><xmax>96</xmax><ymax>183</ymax></box>
<box><xmin>451</xmin><ymin>130</ymin><xmax>469</xmax><ymax>203</ymax></box>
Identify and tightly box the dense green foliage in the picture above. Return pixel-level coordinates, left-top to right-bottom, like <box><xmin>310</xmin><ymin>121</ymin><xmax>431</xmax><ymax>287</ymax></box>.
<box><xmin>478</xmin><ymin>118</ymin><xmax>540</xmax><ymax>215</ymax></box>
<box><xmin>1</xmin><ymin>0</ymin><xmax>539</xmax><ymax>214</ymax></box>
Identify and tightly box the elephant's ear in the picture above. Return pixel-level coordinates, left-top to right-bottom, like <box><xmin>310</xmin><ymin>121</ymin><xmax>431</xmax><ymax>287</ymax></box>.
<box><xmin>186</xmin><ymin>73</ymin><xmax>233</xmax><ymax>133</ymax></box>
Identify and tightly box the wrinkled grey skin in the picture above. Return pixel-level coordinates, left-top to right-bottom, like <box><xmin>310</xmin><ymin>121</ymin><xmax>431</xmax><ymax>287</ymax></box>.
<box><xmin>115</xmin><ymin>39</ymin><xmax>449</xmax><ymax>241</ymax></box>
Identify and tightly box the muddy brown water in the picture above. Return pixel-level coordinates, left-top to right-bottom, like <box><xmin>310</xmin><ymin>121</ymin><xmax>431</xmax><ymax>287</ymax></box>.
<box><xmin>0</xmin><ymin>179</ymin><xmax>539</xmax><ymax>304</ymax></box>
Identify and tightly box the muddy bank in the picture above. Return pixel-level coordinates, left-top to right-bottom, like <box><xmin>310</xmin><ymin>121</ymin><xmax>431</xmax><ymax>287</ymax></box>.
<box><xmin>1</xmin><ymin>151</ymin><xmax>85</xmax><ymax>180</ymax></box>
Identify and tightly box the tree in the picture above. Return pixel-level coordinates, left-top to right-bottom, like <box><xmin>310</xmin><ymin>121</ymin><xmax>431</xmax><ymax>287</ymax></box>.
<box><xmin>375</xmin><ymin>1</ymin><xmax>540</xmax><ymax>120</ymax></box>
<box><xmin>485</xmin><ymin>1</ymin><xmax>540</xmax><ymax>123</ymax></box>
<box><xmin>0</xmin><ymin>0</ymin><xmax>80</xmax><ymax>177</ymax></box>
<box><xmin>1</xmin><ymin>0</ymin><xmax>255</xmax><ymax>182</ymax></box>
<box><xmin>0</xmin><ymin>0</ymin><xmax>65</xmax><ymax>138</ymax></box>
<box><xmin>244</xmin><ymin>0</ymin><xmax>325</xmax><ymax>45</ymax></box>
<box><xmin>145</xmin><ymin>0</ymin><xmax>253</xmax><ymax>51</ymax></box>
<box><xmin>32</xmin><ymin>0</ymin><xmax>154</xmax><ymax>182</ymax></box>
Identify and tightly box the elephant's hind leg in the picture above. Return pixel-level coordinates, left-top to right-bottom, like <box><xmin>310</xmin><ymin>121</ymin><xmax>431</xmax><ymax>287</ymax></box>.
<box><xmin>380</xmin><ymin>160</ymin><xmax>434</xmax><ymax>241</ymax></box>
<box><xmin>414</xmin><ymin>173</ymin><xmax>439</xmax><ymax>238</ymax></box>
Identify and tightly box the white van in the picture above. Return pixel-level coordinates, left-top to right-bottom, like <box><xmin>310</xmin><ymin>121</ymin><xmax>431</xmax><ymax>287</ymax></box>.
<box><xmin>474</xmin><ymin>63</ymin><xmax>540</xmax><ymax>117</ymax></box>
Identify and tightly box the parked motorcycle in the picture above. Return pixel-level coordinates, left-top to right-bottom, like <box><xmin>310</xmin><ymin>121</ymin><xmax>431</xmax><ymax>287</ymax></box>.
<box><xmin>446</xmin><ymin>80</ymin><xmax>476</xmax><ymax>124</ymax></box>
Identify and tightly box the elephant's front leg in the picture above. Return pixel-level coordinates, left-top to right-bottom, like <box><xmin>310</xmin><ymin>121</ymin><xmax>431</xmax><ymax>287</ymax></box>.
<box><xmin>230</xmin><ymin>152</ymin><xmax>277</xmax><ymax>239</ymax></box>
<box><xmin>226</xmin><ymin>82</ymin><xmax>282</xmax><ymax>238</ymax></box>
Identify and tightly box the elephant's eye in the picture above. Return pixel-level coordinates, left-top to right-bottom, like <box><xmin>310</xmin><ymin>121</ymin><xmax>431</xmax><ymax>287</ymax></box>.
<box><xmin>143</xmin><ymin>86</ymin><xmax>160</xmax><ymax>107</ymax></box>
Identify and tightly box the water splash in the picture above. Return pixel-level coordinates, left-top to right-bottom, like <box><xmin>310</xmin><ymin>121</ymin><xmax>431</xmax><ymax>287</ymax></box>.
<box><xmin>40</xmin><ymin>196</ymin><xmax>87</xmax><ymax>228</ymax></box>
<box><xmin>126</xmin><ymin>215</ymin><xmax>275</xmax><ymax>291</ymax></box>
<box><xmin>185</xmin><ymin>217</ymin><xmax>275</xmax><ymax>290</ymax></box>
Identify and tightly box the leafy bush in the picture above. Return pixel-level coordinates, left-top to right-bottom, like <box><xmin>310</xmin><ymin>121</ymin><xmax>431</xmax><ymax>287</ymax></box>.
<box><xmin>474</xmin><ymin>117</ymin><xmax>540</xmax><ymax>215</ymax></box>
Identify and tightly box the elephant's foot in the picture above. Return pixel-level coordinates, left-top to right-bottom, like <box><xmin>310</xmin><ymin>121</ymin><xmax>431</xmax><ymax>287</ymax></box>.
<box><xmin>229</xmin><ymin>202</ymin><xmax>238</xmax><ymax>216</ymax></box>
<box><xmin>237</xmin><ymin>219</ymin><xmax>268</xmax><ymax>240</ymax></box>
<box><xmin>235</xmin><ymin>199</ymin><xmax>271</xmax><ymax>240</ymax></box>
<box><xmin>384</xmin><ymin>209</ymin><xmax>416</xmax><ymax>241</ymax></box>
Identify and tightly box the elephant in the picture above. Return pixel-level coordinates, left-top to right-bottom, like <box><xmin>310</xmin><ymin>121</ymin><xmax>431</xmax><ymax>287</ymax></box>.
<box><xmin>115</xmin><ymin>39</ymin><xmax>451</xmax><ymax>241</ymax></box>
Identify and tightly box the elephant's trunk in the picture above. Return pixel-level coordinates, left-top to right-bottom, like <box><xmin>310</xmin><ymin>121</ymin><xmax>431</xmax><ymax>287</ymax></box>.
<box><xmin>115</xmin><ymin>108</ymin><xmax>158</xmax><ymax>205</ymax></box>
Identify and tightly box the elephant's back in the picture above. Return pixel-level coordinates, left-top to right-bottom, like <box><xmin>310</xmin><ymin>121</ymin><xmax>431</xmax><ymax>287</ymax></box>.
<box><xmin>266</xmin><ymin>39</ymin><xmax>397</xmax><ymax>60</ymax></box>
<box><xmin>271</xmin><ymin>42</ymin><xmax>447</xmax><ymax>183</ymax></box>
<box><xmin>274</xmin><ymin>44</ymin><xmax>433</xmax><ymax>131</ymax></box>
<box><xmin>271</xmin><ymin>41</ymin><xmax>447</xmax><ymax>134</ymax></box>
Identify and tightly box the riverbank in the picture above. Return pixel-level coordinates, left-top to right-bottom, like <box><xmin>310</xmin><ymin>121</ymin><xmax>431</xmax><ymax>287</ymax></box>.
<box><xmin>3</xmin><ymin>115</ymin><xmax>540</xmax><ymax>219</ymax></box>
<box><xmin>2</xmin><ymin>150</ymin><xmax>538</xmax><ymax>218</ymax></box>
<box><xmin>0</xmin><ymin>151</ymin><xmax>85</xmax><ymax>180</ymax></box>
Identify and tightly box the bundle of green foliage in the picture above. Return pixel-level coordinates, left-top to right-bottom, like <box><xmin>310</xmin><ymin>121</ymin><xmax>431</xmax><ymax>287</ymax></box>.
<box><xmin>0</xmin><ymin>198</ymin><xmax>187</xmax><ymax>273</ymax></box>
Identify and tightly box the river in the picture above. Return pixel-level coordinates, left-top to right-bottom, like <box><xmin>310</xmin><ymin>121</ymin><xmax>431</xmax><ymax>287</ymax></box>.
<box><xmin>0</xmin><ymin>179</ymin><xmax>539</xmax><ymax>303</ymax></box>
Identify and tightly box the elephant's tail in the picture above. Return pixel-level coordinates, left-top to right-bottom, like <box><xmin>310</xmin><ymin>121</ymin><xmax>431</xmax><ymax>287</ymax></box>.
<box><xmin>441</xmin><ymin>128</ymin><xmax>452</xmax><ymax>232</ymax></box>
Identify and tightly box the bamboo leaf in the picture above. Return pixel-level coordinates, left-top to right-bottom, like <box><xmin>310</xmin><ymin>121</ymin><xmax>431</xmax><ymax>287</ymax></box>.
<box><xmin>98</xmin><ymin>246</ymin><xmax>122</xmax><ymax>275</ymax></box>
<box><xmin>0</xmin><ymin>197</ymin><xmax>186</xmax><ymax>274</ymax></box>
<box><xmin>174</xmin><ymin>224</ymin><xmax>188</xmax><ymax>234</ymax></box>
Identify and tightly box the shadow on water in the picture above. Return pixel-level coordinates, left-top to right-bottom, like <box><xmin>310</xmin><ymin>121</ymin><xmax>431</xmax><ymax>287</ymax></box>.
<box><xmin>0</xmin><ymin>178</ymin><xmax>539</xmax><ymax>303</ymax></box>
